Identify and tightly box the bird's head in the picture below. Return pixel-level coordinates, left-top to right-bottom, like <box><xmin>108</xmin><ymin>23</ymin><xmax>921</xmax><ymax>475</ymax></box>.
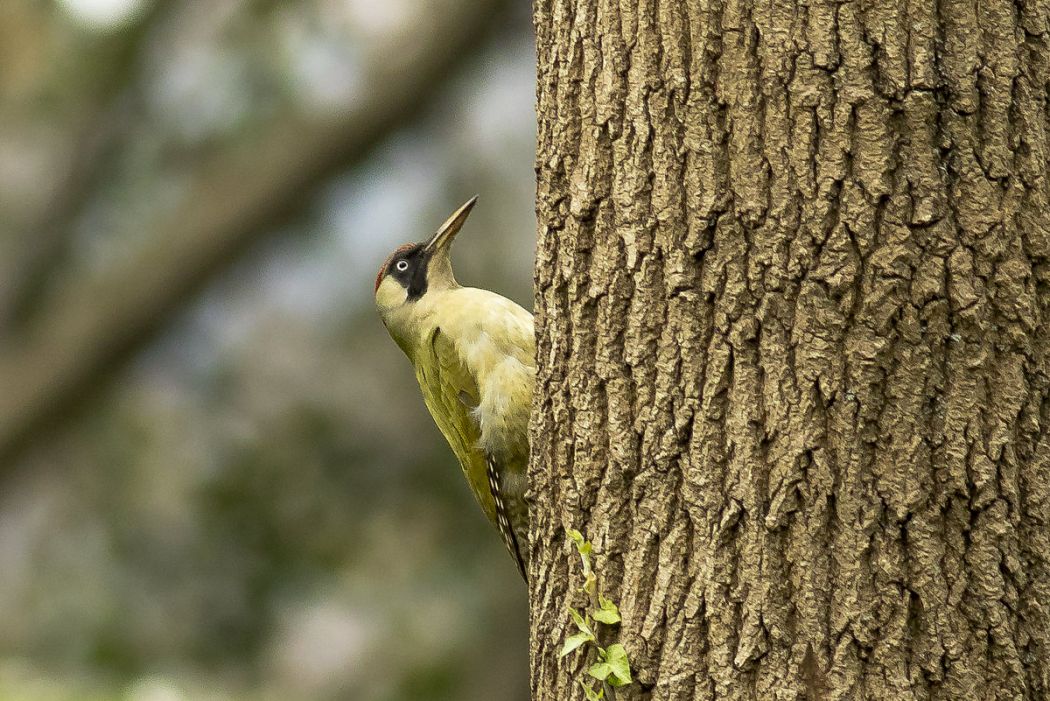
<box><xmin>374</xmin><ymin>196</ymin><xmax>477</xmax><ymax>319</ymax></box>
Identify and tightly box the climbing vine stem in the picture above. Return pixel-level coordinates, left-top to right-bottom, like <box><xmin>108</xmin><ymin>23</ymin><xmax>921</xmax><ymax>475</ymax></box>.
<box><xmin>559</xmin><ymin>529</ymin><xmax>633</xmax><ymax>699</ymax></box>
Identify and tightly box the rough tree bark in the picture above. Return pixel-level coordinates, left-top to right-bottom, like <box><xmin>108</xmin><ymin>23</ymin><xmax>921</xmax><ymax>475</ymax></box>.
<box><xmin>530</xmin><ymin>1</ymin><xmax>1049</xmax><ymax>699</ymax></box>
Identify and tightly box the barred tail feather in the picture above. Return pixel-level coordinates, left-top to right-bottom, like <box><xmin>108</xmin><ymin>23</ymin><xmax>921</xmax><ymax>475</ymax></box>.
<box><xmin>486</xmin><ymin>456</ymin><xmax>526</xmax><ymax>579</ymax></box>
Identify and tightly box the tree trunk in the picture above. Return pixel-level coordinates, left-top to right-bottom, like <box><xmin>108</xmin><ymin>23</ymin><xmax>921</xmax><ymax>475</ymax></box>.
<box><xmin>529</xmin><ymin>1</ymin><xmax>1049</xmax><ymax>699</ymax></box>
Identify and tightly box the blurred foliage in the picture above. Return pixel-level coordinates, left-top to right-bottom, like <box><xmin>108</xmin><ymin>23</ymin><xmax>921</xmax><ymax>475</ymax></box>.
<box><xmin>0</xmin><ymin>1</ymin><xmax>533</xmax><ymax>699</ymax></box>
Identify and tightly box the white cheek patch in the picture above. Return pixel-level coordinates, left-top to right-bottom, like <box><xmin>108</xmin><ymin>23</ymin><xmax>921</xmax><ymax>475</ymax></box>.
<box><xmin>375</xmin><ymin>276</ymin><xmax>408</xmax><ymax>311</ymax></box>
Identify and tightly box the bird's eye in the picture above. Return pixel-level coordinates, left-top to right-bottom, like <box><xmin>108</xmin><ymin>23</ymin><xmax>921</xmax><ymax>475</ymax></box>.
<box><xmin>395</xmin><ymin>260</ymin><xmax>410</xmax><ymax>272</ymax></box>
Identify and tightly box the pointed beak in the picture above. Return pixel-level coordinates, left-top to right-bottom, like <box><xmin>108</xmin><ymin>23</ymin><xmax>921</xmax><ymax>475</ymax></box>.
<box><xmin>424</xmin><ymin>196</ymin><xmax>478</xmax><ymax>255</ymax></box>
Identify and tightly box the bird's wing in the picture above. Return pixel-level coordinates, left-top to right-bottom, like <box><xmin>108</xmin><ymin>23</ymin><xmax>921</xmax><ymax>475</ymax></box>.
<box><xmin>415</xmin><ymin>327</ymin><xmax>494</xmax><ymax>520</ymax></box>
<box><xmin>416</xmin><ymin>327</ymin><xmax>526</xmax><ymax>576</ymax></box>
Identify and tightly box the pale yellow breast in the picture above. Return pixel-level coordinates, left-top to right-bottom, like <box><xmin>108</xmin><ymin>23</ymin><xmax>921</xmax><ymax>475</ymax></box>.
<box><xmin>419</xmin><ymin>287</ymin><xmax>535</xmax><ymax>463</ymax></box>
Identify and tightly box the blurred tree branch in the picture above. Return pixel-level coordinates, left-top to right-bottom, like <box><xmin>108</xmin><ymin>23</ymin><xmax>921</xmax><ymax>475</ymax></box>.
<box><xmin>0</xmin><ymin>1</ymin><xmax>172</xmax><ymax>330</ymax></box>
<box><xmin>0</xmin><ymin>0</ymin><xmax>509</xmax><ymax>466</ymax></box>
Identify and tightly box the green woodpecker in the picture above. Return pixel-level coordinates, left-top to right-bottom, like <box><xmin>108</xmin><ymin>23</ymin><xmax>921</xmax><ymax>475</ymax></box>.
<box><xmin>374</xmin><ymin>197</ymin><xmax>533</xmax><ymax>578</ymax></box>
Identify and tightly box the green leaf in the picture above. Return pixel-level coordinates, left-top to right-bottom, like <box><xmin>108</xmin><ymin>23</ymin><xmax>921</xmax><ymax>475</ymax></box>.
<box><xmin>567</xmin><ymin>607</ymin><xmax>594</xmax><ymax>638</ymax></box>
<box><xmin>593</xmin><ymin>594</ymin><xmax>621</xmax><ymax>624</ymax></box>
<box><xmin>560</xmin><ymin>632</ymin><xmax>593</xmax><ymax>658</ymax></box>
<box><xmin>588</xmin><ymin>659</ymin><xmax>613</xmax><ymax>680</ymax></box>
<box><xmin>582</xmin><ymin>571</ymin><xmax>597</xmax><ymax>596</ymax></box>
<box><xmin>604</xmin><ymin>644</ymin><xmax>633</xmax><ymax>686</ymax></box>
<box><xmin>587</xmin><ymin>662</ymin><xmax>613</xmax><ymax>681</ymax></box>
<box><xmin>580</xmin><ymin>680</ymin><xmax>604</xmax><ymax>700</ymax></box>
<box><xmin>567</xmin><ymin>529</ymin><xmax>593</xmax><ymax>573</ymax></box>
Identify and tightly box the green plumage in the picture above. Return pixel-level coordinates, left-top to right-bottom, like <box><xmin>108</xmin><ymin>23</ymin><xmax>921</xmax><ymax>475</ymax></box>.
<box><xmin>413</xmin><ymin>320</ymin><xmax>531</xmax><ymax>578</ymax></box>
<box><xmin>416</xmin><ymin>328</ymin><xmax>496</xmax><ymax>523</ymax></box>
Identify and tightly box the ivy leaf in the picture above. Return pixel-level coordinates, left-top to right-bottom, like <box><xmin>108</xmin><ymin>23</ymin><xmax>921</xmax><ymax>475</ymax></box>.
<box><xmin>568</xmin><ymin>529</ymin><xmax>593</xmax><ymax>573</ymax></box>
<box><xmin>580</xmin><ymin>680</ymin><xmax>604</xmax><ymax>700</ymax></box>
<box><xmin>568</xmin><ymin>607</ymin><xmax>594</xmax><ymax>638</ymax></box>
<box><xmin>582</xmin><ymin>571</ymin><xmax>597</xmax><ymax>596</ymax></box>
<box><xmin>604</xmin><ymin>644</ymin><xmax>633</xmax><ymax>686</ymax></box>
<box><xmin>560</xmin><ymin>632</ymin><xmax>593</xmax><ymax>658</ymax></box>
<box><xmin>593</xmin><ymin>594</ymin><xmax>621</xmax><ymax>624</ymax></box>
<box><xmin>587</xmin><ymin>662</ymin><xmax>613</xmax><ymax>681</ymax></box>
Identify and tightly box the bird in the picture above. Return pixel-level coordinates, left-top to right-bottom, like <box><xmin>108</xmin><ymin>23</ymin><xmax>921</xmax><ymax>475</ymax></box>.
<box><xmin>374</xmin><ymin>197</ymin><xmax>534</xmax><ymax>579</ymax></box>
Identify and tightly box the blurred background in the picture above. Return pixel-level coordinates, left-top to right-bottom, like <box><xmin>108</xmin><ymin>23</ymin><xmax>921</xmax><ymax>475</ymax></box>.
<box><xmin>0</xmin><ymin>1</ymin><xmax>533</xmax><ymax>699</ymax></box>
